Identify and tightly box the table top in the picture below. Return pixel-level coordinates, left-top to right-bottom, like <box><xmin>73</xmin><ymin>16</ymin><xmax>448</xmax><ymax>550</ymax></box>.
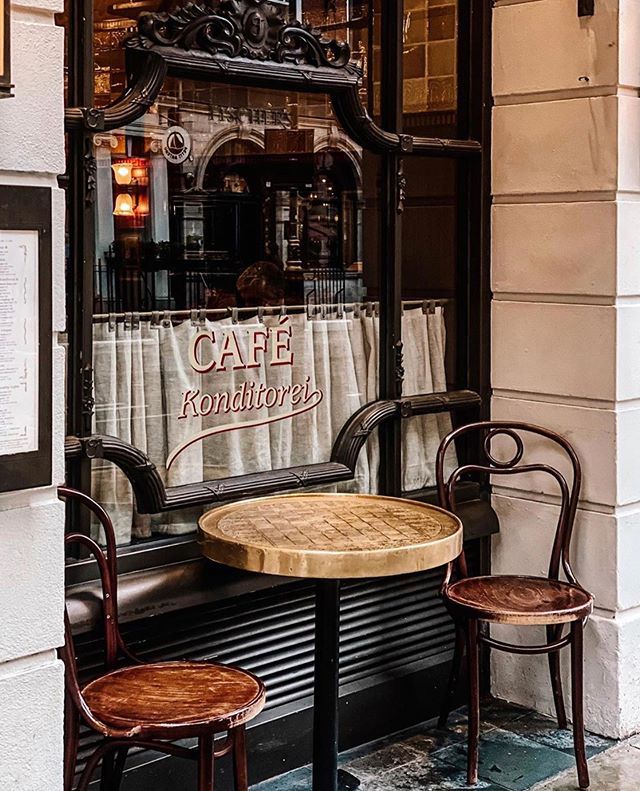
<box><xmin>198</xmin><ymin>493</ymin><xmax>463</xmax><ymax>579</ymax></box>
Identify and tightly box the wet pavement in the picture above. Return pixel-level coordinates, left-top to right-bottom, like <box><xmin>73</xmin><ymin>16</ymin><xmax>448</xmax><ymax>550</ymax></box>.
<box><xmin>252</xmin><ymin>699</ymin><xmax>619</xmax><ymax>791</ymax></box>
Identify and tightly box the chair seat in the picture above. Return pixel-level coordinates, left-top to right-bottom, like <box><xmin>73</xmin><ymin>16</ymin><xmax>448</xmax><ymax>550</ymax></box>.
<box><xmin>444</xmin><ymin>575</ymin><xmax>593</xmax><ymax>625</ymax></box>
<box><xmin>82</xmin><ymin>661</ymin><xmax>266</xmax><ymax>737</ymax></box>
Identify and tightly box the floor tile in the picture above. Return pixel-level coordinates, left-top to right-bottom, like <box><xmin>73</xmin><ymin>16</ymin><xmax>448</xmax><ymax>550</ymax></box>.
<box><xmin>252</xmin><ymin>766</ymin><xmax>312</xmax><ymax>791</ymax></box>
<box><xmin>360</xmin><ymin>757</ymin><xmax>508</xmax><ymax>791</ymax></box>
<box><xmin>497</xmin><ymin>711</ymin><xmax>613</xmax><ymax>759</ymax></box>
<box><xmin>533</xmin><ymin>744</ymin><xmax>640</xmax><ymax>790</ymax></box>
<box><xmin>250</xmin><ymin>700</ymin><xmax>620</xmax><ymax>791</ymax></box>
<box><xmin>435</xmin><ymin>727</ymin><xmax>576</xmax><ymax>791</ymax></box>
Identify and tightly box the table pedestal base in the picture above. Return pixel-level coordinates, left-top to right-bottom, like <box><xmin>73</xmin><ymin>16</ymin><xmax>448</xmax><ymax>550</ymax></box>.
<box><xmin>337</xmin><ymin>768</ymin><xmax>361</xmax><ymax>789</ymax></box>
<box><xmin>313</xmin><ymin>580</ymin><xmax>353</xmax><ymax>791</ymax></box>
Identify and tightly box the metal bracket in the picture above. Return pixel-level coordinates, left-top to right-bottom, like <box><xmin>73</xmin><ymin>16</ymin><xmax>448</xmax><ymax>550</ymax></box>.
<box><xmin>578</xmin><ymin>0</ymin><xmax>594</xmax><ymax>17</ymax></box>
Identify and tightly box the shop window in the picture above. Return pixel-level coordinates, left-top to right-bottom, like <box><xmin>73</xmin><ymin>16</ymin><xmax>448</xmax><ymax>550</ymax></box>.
<box><xmin>60</xmin><ymin>0</ymin><xmax>488</xmax><ymax>554</ymax></box>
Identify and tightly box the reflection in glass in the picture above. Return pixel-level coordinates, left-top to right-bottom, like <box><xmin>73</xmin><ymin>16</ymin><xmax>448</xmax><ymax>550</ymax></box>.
<box><xmin>70</xmin><ymin>0</ymin><xmax>461</xmax><ymax>545</ymax></box>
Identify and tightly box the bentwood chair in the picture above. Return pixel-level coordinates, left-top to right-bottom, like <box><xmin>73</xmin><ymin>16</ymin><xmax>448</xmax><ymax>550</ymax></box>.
<box><xmin>435</xmin><ymin>423</ymin><xmax>593</xmax><ymax>790</ymax></box>
<box><xmin>59</xmin><ymin>487</ymin><xmax>266</xmax><ymax>791</ymax></box>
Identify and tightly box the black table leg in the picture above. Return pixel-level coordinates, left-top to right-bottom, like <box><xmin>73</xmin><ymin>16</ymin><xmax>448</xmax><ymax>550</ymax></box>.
<box><xmin>313</xmin><ymin>579</ymin><xmax>359</xmax><ymax>791</ymax></box>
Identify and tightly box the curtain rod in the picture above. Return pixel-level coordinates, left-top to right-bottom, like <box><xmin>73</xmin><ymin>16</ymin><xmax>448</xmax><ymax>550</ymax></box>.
<box><xmin>92</xmin><ymin>298</ymin><xmax>452</xmax><ymax>324</ymax></box>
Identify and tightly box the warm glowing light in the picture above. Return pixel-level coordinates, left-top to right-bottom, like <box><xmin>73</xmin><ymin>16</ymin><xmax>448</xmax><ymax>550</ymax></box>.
<box><xmin>111</xmin><ymin>162</ymin><xmax>133</xmax><ymax>185</ymax></box>
<box><xmin>113</xmin><ymin>193</ymin><xmax>135</xmax><ymax>217</ymax></box>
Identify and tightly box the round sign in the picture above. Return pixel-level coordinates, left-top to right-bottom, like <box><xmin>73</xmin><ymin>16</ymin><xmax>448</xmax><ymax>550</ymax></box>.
<box><xmin>161</xmin><ymin>126</ymin><xmax>192</xmax><ymax>165</ymax></box>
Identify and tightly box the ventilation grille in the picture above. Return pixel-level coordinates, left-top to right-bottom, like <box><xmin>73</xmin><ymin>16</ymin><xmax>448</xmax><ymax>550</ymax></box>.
<box><xmin>73</xmin><ymin>550</ymin><xmax>478</xmax><ymax>776</ymax></box>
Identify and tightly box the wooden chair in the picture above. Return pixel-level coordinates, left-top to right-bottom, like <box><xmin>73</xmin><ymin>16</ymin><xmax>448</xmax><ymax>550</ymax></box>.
<box><xmin>435</xmin><ymin>422</ymin><xmax>593</xmax><ymax>790</ymax></box>
<box><xmin>59</xmin><ymin>486</ymin><xmax>266</xmax><ymax>791</ymax></box>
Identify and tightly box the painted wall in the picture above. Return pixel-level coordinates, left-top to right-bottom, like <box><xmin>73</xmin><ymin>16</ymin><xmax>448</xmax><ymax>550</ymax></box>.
<box><xmin>0</xmin><ymin>0</ymin><xmax>65</xmax><ymax>787</ymax></box>
<box><xmin>491</xmin><ymin>0</ymin><xmax>640</xmax><ymax>739</ymax></box>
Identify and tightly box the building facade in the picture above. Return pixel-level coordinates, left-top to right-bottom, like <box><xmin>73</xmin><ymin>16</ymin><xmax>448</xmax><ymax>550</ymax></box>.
<box><xmin>1</xmin><ymin>0</ymin><xmax>639</xmax><ymax>788</ymax></box>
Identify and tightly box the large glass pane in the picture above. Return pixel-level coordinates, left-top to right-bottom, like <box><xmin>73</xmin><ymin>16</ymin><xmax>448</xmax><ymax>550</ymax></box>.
<box><xmin>403</xmin><ymin>0</ymin><xmax>457</xmax><ymax>119</ymax></box>
<box><xmin>399</xmin><ymin>0</ymin><xmax>460</xmax><ymax>493</ymax></box>
<box><xmin>89</xmin><ymin>74</ymin><xmax>387</xmax><ymax>544</ymax></box>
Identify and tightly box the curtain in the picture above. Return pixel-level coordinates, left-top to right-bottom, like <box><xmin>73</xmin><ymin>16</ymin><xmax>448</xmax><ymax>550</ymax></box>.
<box><xmin>92</xmin><ymin>305</ymin><xmax>453</xmax><ymax>544</ymax></box>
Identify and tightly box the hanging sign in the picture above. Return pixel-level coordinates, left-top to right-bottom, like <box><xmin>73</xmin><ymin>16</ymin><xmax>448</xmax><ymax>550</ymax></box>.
<box><xmin>161</xmin><ymin>126</ymin><xmax>192</xmax><ymax>165</ymax></box>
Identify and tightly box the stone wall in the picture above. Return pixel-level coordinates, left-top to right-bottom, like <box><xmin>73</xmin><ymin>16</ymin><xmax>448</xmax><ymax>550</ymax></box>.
<box><xmin>0</xmin><ymin>0</ymin><xmax>65</xmax><ymax>787</ymax></box>
<box><xmin>491</xmin><ymin>0</ymin><xmax>640</xmax><ymax>739</ymax></box>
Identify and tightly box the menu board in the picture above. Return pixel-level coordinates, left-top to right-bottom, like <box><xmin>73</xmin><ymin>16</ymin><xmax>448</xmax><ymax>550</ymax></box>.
<box><xmin>0</xmin><ymin>186</ymin><xmax>51</xmax><ymax>492</ymax></box>
<box><xmin>0</xmin><ymin>230</ymin><xmax>39</xmax><ymax>455</ymax></box>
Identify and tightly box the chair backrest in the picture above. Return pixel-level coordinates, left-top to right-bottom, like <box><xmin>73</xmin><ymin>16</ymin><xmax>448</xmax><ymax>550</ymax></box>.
<box><xmin>436</xmin><ymin>421</ymin><xmax>582</xmax><ymax>584</ymax></box>
<box><xmin>59</xmin><ymin>487</ymin><xmax>131</xmax><ymax>729</ymax></box>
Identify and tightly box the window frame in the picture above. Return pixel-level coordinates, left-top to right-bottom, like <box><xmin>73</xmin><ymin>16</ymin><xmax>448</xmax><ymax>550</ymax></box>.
<box><xmin>62</xmin><ymin>0</ymin><xmax>492</xmax><ymax>577</ymax></box>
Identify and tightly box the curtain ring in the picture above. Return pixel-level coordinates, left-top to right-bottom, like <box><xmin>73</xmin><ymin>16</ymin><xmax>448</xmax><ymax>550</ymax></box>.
<box><xmin>162</xmin><ymin>310</ymin><xmax>171</xmax><ymax>328</ymax></box>
<box><xmin>198</xmin><ymin>309</ymin><xmax>207</xmax><ymax>327</ymax></box>
<box><xmin>124</xmin><ymin>312</ymin><xmax>132</xmax><ymax>331</ymax></box>
<box><xmin>108</xmin><ymin>313</ymin><xmax>116</xmax><ymax>332</ymax></box>
<box><xmin>132</xmin><ymin>312</ymin><xmax>140</xmax><ymax>330</ymax></box>
<box><xmin>258</xmin><ymin>306</ymin><xmax>265</xmax><ymax>324</ymax></box>
<box><xmin>151</xmin><ymin>311</ymin><xmax>160</xmax><ymax>327</ymax></box>
<box><xmin>190</xmin><ymin>309</ymin><xmax>198</xmax><ymax>327</ymax></box>
<box><xmin>422</xmin><ymin>300</ymin><xmax>429</xmax><ymax>315</ymax></box>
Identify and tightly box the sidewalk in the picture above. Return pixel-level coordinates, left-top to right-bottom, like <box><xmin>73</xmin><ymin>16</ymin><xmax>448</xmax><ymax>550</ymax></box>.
<box><xmin>253</xmin><ymin>699</ymin><xmax>616</xmax><ymax>790</ymax></box>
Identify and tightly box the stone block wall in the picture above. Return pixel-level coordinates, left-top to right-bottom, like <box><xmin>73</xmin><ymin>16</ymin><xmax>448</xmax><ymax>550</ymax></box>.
<box><xmin>491</xmin><ymin>0</ymin><xmax>640</xmax><ymax>739</ymax></box>
<box><xmin>0</xmin><ymin>0</ymin><xmax>65</xmax><ymax>787</ymax></box>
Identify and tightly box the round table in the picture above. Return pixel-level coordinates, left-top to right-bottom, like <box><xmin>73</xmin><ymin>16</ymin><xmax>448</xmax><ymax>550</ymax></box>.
<box><xmin>199</xmin><ymin>493</ymin><xmax>463</xmax><ymax>791</ymax></box>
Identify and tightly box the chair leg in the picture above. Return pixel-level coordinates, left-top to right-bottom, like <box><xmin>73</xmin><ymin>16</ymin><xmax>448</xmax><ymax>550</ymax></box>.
<box><xmin>547</xmin><ymin>625</ymin><xmax>568</xmax><ymax>730</ymax></box>
<box><xmin>438</xmin><ymin>622</ymin><xmax>465</xmax><ymax>728</ymax></box>
<box><xmin>63</xmin><ymin>696</ymin><xmax>79</xmax><ymax>791</ymax></box>
<box><xmin>76</xmin><ymin>743</ymin><xmax>117</xmax><ymax>791</ymax></box>
<box><xmin>100</xmin><ymin>751</ymin><xmax>116</xmax><ymax>791</ymax></box>
<box><xmin>232</xmin><ymin>726</ymin><xmax>249</xmax><ymax>791</ymax></box>
<box><xmin>113</xmin><ymin>748</ymin><xmax>129</xmax><ymax>790</ymax></box>
<box><xmin>100</xmin><ymin>746</ymin><xmax>129</xmax><ymax>791</ymax></box>
<box><xmin>466</xmin><ymin>619</ymin><xmax>480</xmax><ymax>786</ymax></box>
<box><xmin>198</xmin><ymin>733</ymin><xmax>215</xmax><ymax>791</ymax></box>
<box><xmin>571</xmin><ymin>621</ymin><xmax>589</xmax><ymax>790</ymax></box>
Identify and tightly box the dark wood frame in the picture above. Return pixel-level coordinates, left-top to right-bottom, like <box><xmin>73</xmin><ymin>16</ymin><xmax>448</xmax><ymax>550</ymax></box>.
<box><xmin>0</xmin><ymin>0</ymin><xmax>11</xmax><ymax>98</ymax></box>
<box><xmin>63</xmin><ymin>0</ymin><xmax>492</xmax><ymax>571</ymax></box>
<box><xmin>436</xmin><ymin>422</ymin><xmax>593</xmax><ymax>790</ymax></box>
<box><xmin>0</xmin><ymin>186</ymin><xmax>52</xmax><ymax>492</ymax></box>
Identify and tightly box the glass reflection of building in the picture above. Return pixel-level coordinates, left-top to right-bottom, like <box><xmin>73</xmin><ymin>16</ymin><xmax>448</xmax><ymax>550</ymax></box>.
<box><xmin>91</xmin><ymin>1</ymin><xmax>382</xmax><ymax>315</ymax></box>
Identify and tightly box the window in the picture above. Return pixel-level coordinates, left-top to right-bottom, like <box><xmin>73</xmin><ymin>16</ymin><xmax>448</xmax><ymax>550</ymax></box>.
<box><xmin>61</xmin><ymin>0</ymin><xmax>489</xmax><ymax>558</ymax></box>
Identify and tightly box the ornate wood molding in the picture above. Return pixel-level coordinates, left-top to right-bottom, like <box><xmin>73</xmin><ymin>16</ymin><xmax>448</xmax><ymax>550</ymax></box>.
<box><xmin>64</xmin><ymin>0</ymin><xmax>481</xmax><ymax>157</ymax></box>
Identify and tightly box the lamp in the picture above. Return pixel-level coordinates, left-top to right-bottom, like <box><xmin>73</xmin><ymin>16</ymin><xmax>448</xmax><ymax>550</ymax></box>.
<box><xmin>113</xmin><ymin>192</ymin><xmax>136</xmax><ymax>217</ymax></box>
<box><xmin>112</xmin><ymin>161</ymin><xmax>134</xmax><ymax>185</ymax></box>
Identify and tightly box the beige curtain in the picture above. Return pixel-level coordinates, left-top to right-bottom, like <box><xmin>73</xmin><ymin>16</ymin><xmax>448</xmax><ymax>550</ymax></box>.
<box><xmin>92</xmin><ymin>305</ymin><xmax>453</xmax><ymax>544</ymax></box>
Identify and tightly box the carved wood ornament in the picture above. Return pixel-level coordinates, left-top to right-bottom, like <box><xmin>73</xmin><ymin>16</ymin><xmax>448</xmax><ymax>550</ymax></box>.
<box><xmin>65</xmin><ymin>0</ymin><xmax>481</xmax><ymax>157</ymax></box>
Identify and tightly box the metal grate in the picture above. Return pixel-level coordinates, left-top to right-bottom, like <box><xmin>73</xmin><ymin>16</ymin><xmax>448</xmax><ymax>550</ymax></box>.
<box><xmin>72</xmin><ymin>557</ymin><xmax>476</xmax><ymax>778</ymax></box>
